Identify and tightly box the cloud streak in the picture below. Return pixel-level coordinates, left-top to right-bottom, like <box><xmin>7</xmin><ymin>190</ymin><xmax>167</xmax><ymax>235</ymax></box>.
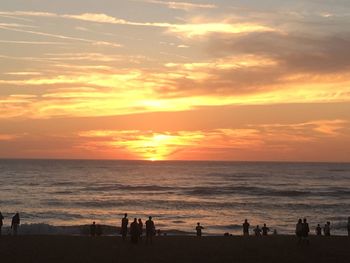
<box><xmin>142</xmin><ymin>0</ymin><xmax>217</xmax><ymax>11</ymax></box>
<box><xmin>0</xmin><ymin>10</ymin><xmax>275</xmax><ymax>38</ymax></box>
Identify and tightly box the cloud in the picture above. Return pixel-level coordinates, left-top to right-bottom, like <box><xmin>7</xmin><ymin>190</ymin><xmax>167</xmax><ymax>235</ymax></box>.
<box><xmin>0</xmin><ymin>11</ymin><xmax>57</xmax><ymax>17</ymax></box>
<box><xmin>0</xmin><ymin>24</ymin><xmax>122</xmax><ymax>47</ymax></box>
<box><xmin>0</xmin><ymin>134</ymin><xmax>19</xmax><ymax>141</ymax></box>
<box><xmin>78</xmin><ymin>129</ymin><xmax>205</xmax><ymax>160</ymax></box>
<box><xmin>0</xmin><ymin>40</ymin><xmax>67</xmax><ymax>45</ymax></box>
<box><xmin>208</xmin><ymin>31</ymin><xmax>350</xmax><ymax>74</ymax></box>
<box><xmin>142</xmin><ymin>0</ymin><xmax>217</xmax><ymax>11</ymax></box>
<box><xmin>0</xmin><ymin>22</ymin><xmax>36</xmax><ymax>28</ymax></box>
<box><xmin>0</xmin><ymin>10</ymin><xmax>275</xmax><ymax>38</ymax></box>
<box><xmin>77</xmin><ymin>119</ymin><xmax>349</xmax><ymax>160</ymax></box>
<box><xmin>4</xmin><ymin>72</ymin><xmax>43</xmax><ymax>76</ymax></box>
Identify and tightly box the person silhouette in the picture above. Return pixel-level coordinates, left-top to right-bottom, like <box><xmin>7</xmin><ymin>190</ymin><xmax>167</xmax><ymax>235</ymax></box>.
<box><xmin>347</xmin><ymin>217</ymin><xmax>350</xmax><ymax>237</ymax></box>
<box><xmin>0</xmin><ymin>212</ymin><xmax>3</xmax><ymax>236</ymax></box>
<box><xmin>138</xmin><ymin>218</ymin><xmax>143</xmax><ymax>240</ymax></box>
<box><xmin>96</xmin><ymin>224</ymin><xmax>102</xmax><ymax>236</ymax></box>
<box><xmin>90</xmin><ymin>221</ymin><xmax>96</xmax><ymax>237</ymax></box>
<box><xmin>130</xmin><ymin>218</ymin><xmax>140</xmax><ymax>244</ymax></box>
<box><xmin>11</xmin><ymin>213</ymin><xmax>20</xmax><ymax>236</ymax></box>
<box><xmin>121</xmin><ymin>213</ymin><xmax>129</xmax><ymax>241</ymax></box>
<box><xmin>253</xmin><ymin>225</ymin><xmax>262</xmax><ymax>237</ymax></box>
<box><xmin>315</xmin><ymin>224</ymin><xmax>322</xmax><ymax>236</ymax></box>
<box><xmin>324</xmin><ymin>221</ymin><xmax>331</xmax><ymax>236</ymax></box>
<box><xmin>302</xmin><ymin>218</ymin><xmax>310</xmax><ymax>244</ymax></box>
<box><xmin>196</xmin><ymin>222</ymin><xmax>204</xmax><ymax>237</ymax></box>
<box><xmin>146</xmin><ymin>216</ymin><xmax>155</xmax><ymax>244</ymax></box>
<box><xmin>262</xmin><ymin>223</ymin><xmax>270</xmax><ymax>236</ymax></box>
<box><xmin>243</xmin><ymin>219</ymin><xmax>250</xmax><ymax>236</ymax></box>
<box><xmin>295</xmin><ymin>218</ymin><xmax>302</xmax><ymax>243</ymax></box>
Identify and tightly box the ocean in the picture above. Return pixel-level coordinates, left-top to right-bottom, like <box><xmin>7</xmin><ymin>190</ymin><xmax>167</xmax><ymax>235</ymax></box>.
<box><xmin>0</xmin><ymin>160</ymin><xmax>349</xmax><ymax>235</ymax></box>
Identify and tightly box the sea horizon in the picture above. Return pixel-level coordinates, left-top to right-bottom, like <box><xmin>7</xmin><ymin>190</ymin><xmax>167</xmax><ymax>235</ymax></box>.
<box><xmin>1</xmin><ymin>158</ymin><xmax>349</xmax><ymax>164</ymax></box>
<box><xmin>1</xmin><ymin>159</ymin><xmax>349</xmax><ymax>236</ymax></box>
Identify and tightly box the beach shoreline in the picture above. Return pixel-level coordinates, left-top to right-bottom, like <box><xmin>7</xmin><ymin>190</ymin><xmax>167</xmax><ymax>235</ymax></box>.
<box><xmin>1</xmin><ymin>235</ymin><xmax>349</xmax><ymax>263</ymax></box>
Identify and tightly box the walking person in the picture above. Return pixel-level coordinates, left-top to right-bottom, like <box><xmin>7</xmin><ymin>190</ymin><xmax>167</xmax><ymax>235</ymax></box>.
<box><xmin>11</xmin><ymin>213</ymin><xmax>20</xmax><ymax>236</ymax></box>
<box><xmin>130</xmin><ymin>218</ymin><xmax>140</xmax><ymax>244</ymax></box>
<box><xmin>120</xmin><ymin>213</ymin><xmax>129</xmax><ymax>241</ymax></box>
<box><xmin>0</xmin><ymin>212</ymin><xmax>4</xmax><ymax>236</ymax></box>
<box><xmin>146</xmin><ymin>216</ymin><xmax>155</xmax><ymax>244</ymax></box>
<box><xmin>138</xmin><ymin>218</ymin><xmax>143</xmax><ymax>240</ymax></box>
<box><xmin>196</xmin><ymin>222</ymin><xmax>204</xmax><ymax>237</ymax></box>
<box><xmin>315</xmin><ymin>224</ymin><xmax>322</xmax><ymax>236</ymax></box>
<box><xmin>324</xmin><ymin>221</ymin><xmax>331</xmax><ymax>236</ymax></box>
<box><xmin>90</xmin><ymin>221</ymin><xmax>96</xmax><ymax>237</ymax></box>
<box><xmin>295</xmin><ymin>218</ymin><xmax>303</xmax><ymax>244</ymax></box>
<box><xmin>253</xmin><ymin>225</ymin><xmax>262</xmax><ymax>237</ymax></box>
<box><xmin>262</xmin><ymin>223</ymin><xmax>270</xmax><ymax>236</ymax></box>
<box><xmin>301</xmin><ymin>218</ymin><xmax>310</xmax><ymax>244</ymax></box>
<box><xmin>243</xmin><ymin>219</ymin><xmax>250</xmax><ymax>236</ymax></box>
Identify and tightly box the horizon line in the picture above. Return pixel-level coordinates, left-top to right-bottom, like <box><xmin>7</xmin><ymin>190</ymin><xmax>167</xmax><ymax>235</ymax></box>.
<box><xmin>0</xmin><ymin>158</ymin><xmax>349</xmax><ymax>164</ymax></box>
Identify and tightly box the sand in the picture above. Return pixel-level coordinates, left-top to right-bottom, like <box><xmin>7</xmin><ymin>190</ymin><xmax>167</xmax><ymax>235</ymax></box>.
<box><xmin>0</xmin><ymin>235</ymin><xmax>349</xmax><ymax>263</ymax></box>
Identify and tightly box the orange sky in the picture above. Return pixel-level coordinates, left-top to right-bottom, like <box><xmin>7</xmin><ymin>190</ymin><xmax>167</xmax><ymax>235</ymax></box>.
<box><xmin>0</xmin><ymin>1</ymin><xmax>350</xmax><ymax>161</ymax></box>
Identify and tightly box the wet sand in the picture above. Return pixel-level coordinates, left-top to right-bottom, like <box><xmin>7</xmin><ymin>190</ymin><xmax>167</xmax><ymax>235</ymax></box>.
<box><xmin>0</xmin><ymin>235</ymin><xmax>349</xmax><ymax>263</ymax></box>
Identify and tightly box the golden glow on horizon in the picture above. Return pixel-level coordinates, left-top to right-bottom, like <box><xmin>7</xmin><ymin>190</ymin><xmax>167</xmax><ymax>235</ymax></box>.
<box><xmin>79</xmin><ymin>130</ymin><xmax>204</xmax><ymax>160</ymax></box>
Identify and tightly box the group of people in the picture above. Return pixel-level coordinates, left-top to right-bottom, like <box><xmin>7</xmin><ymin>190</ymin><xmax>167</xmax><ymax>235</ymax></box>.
<box><xmin>0</xmin><ymin>212</ymin><xmax>20</xmax><ymax>236</ymax></box>
<box><xmin>117</xmin><ymin>213</ymin><xmax>156</xmax><ymax>244</ymax></box>
<box><xmin>295</xmin><ymin>218</ymin><xmax>311</xmax><ymax>244</ymax></box>
<box><xmin>242</xmin><ymin>219</ymin><xmax>274</xmax><ymax>237</ymax></box>
<box><xmin>89</xmin><ymin>221</ymin><xmax>103</xmax><ymax>237</ymax></box>
<box><xmin>295</xmin><ymin>218</ymin><xmax>343</xmax><ymax>244</ymax></box>
<box><xmin>315</xmin><ymin>222</ymin><xmax>332</xmax><ymax>236</ymax></box>
<box><xmin>2</xmin><ymin>211</ymin><xmax>350</xmax><ymax>238</ymax></box>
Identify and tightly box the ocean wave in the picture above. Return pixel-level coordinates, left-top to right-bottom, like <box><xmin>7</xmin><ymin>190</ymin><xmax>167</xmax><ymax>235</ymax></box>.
<box><xmin>83</xmin><ymin>184</ymin><xmax>174</xmax><ymax>192</ymax></box>
<box><xmin>43</xmin><ymin>199</ymin><xmax>125</xmax><ymax>208</ymax></box>
<box><xmin>0</xmin><ymin>223</ymin><xmax>117</xmax><ymax>235</ymax></box>
<box><xmin>182</xmin><ymin>186</ymin><xmax>350</xmax><ymax>198</ymax></box>
<box><xmin>0</xmin><ymin>223</ymin><xmax>194</xmax><ymax>236</ymax></box>
<box><xmin>211</xmin><ymin>224</ymin><xmax>242</xmax><ymax>230</ymax></box>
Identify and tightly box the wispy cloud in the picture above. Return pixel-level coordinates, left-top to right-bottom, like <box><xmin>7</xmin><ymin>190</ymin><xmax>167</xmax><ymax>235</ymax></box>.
<box><xmin>77</xmin><ymin>119</ymin><xmax>349</xmax><ymax>160</ymax></box>
<box><xmin>142</xmin><ymin>0</ymin><xmax>217</xmax><ymax>11</ymax></box>
<box><xmin>4</xmin><ymin>72</ymin><xmax>43</xmax><ymax>76</ymax></box>
<box><xmin>0</xmin><ymin>133</ymin><xmax>20</xmax><ymax>141</ymax></box>
<box><xmin>0</xmin><ymin>40</ymin><xmax>67</xmax><ymax>45</ymax></box>
<box><xmin>0</xmin><ymin>24</ymin><xmax>122</xmax><ymax>47</ymax></box>
<box><xmin>0</xmin><ymin>10</ymin><xmax>275</xmax><ymax>38</ymax></box>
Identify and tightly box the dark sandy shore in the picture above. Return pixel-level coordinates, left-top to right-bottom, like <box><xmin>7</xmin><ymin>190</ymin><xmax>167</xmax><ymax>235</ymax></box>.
<box><xmin>0</xmin><ymin>235</ymin><xmax>349</xmax><ymax>263</ymax></box>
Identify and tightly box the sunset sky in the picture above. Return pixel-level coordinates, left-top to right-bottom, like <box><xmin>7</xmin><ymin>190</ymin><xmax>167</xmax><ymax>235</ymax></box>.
<box><xmin>0</xmin><ymin>0</ymin><xmax>350</xmax><ymax>161</ymax></box>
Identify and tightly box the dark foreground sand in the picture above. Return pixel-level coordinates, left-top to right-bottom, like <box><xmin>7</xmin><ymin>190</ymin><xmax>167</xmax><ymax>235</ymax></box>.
<box><xmin>0</xmin><ymin>235</ymin><xmax>349</xmax><ymax>263</ymax></box>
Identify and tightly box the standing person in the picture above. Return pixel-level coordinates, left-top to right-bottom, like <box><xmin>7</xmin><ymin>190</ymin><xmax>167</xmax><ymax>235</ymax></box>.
<box><xmin>0</xmin><ymin>212</ymin><xmax>4</xmax><ymax>236</ymax></box>
<box><xmin>96</xmin><ymin>224</ymin><xmax>102</xmax><ymax>236</ymax></box>
<box><xmin>253</xmin><ymin>225</ymin><xmax>262</xmax><ymax>237</ymax></box>
<box><xmin>315</xmin><ymin>224</ymin><xmax>322</xmax><ymax>236</ymax></box>
<box><xmin>121</xmin><ymin>213</ymin><xmax>129</xmax><ymax>241</ymax></box>
<box><xmin>243</xmin><ymin>219</ymin><xmax>250</xmax><ymax>236</ymax></box>
<box><xmin>138</xmin><ymin>218</ymin><xmax>143</xmax><ymax>240</ymax></box>
<box><xmin>146</xmin><ymin>216</ymin><xmax>155</xmax><ymax>244</ymax></box>
<box><xmin>295</xmin><ymin>218</ymin><xmax>303</xmax><ymax>244</ymax></box>
<box><xmin>196</xmin><ymin>222</ymin><xmax>204</xmax><ymax>237</ymax></box>
<box><xmin>90</xmin><ymin>221</ymin><xmax>96</xmax><ymax>237</ymax></box>
<box><xmin>11</xmin><ymin>213</ymin><xmax>20</xmax><ymax>236</ymax></box>
<box><xmin>262</xmin><ymin>223</ymin><xmax>270</xmax><ymax>236</ymax></box>
<box><xmin>302</xmin><ymin>218</ymin><xmax>310</xmax><ymax>244</ymax></box>
<box><xmin>324</xmin><ymin>221</ymin><xmax>331</xmax><ymax>236</ymax></box>
<box><xmin>347</xmin><ymin>217</ymin><xmax>350</xmax><ymax>237</ymax></box>
<box><xmin>130</xmin><ymin>218</ymin><xmax>140</xmax><ymax>244</ymax></box>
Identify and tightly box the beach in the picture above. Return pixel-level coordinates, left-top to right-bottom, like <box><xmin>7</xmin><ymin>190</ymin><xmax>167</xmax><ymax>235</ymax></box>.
<box><xmin>1</xmin><ymin>235</ymin><xmax>349</xmax><ymax>263</ymax></box>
